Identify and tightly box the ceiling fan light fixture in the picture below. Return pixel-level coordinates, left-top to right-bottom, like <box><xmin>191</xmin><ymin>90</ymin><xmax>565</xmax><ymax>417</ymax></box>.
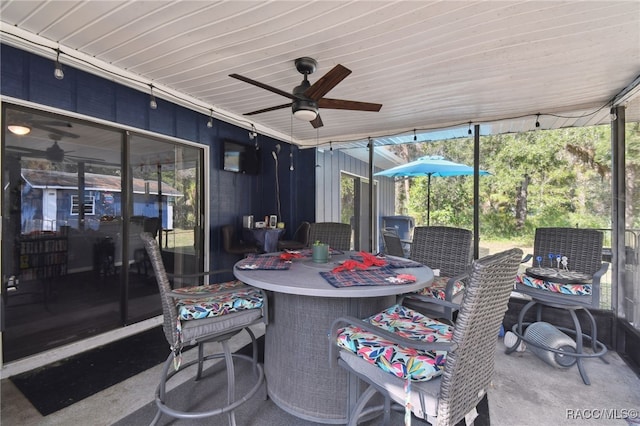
<box><xmin>292</xmin><ymin>99</ymin><xmax>318</xmax><ymax>121</ymax></box>
<box><xmin>8</xmin><ymin>124</ymin><xmax>31</xmax><ymax>135</ymax></box>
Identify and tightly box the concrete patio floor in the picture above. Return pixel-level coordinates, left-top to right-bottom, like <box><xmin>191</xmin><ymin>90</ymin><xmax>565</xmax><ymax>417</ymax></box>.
<box><xmin>1</xmin><ymin>322</ymin><xmax>639</xmax><ymax>425</ymax></box>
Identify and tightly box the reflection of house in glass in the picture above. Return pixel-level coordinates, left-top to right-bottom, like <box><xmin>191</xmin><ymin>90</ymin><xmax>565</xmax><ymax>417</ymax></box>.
<box><xmin>20</xmin><ymin>169</ymin><xmax>181</xmax><ymax>233</ymax></box>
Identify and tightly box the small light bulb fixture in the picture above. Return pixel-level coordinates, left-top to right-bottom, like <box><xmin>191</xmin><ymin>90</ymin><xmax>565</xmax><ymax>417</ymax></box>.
<box><xmin>468</xmin><ymin>122</ymin><xmax>473</xmax><ymax>135</ymax></box>
<box><xmin>292</xmin><ymin>99</ymin><xmax>318</xmax><ymax>121</ymax></box>
<box><xmin>207</xmin><ymin>109</ymin><xmax>214</xmax><ymax>128</ymax></box>
<box><xmin>149</xmin><ymin>84</ymin><xmax>157</xmax><ymax>110</ymax></box>
<box><xmin>330</xmin><ymin>141</ymin><xmax>333</xmax><ymax>155</ymax></box>
<box><xmin>8</xmin><ymin>125</ymin><xmax>31</xmax><ymax>135</ymax></box>
<box><xmin>610</xmin><ymin>108</ymin><xmax>617</xmax><ymax>121</ymax></box>
<box><xmin>289</xmin><ymin>151</ymin><xmax>294</xmax><ymax>171</ymax></box>
<box><xmin>413</xmin><ymin>129</ymin><xmax>417</xmax><ymax>141</ymax></box>
<box><xmin>54</xmin><ymin>49</ymin><xmax>64</xmax><ymax>80</ymax></box>
<box><xmin>535</xmin><ymin>113</ymin><xmax>541</xmax><ymax>129</ymax></box>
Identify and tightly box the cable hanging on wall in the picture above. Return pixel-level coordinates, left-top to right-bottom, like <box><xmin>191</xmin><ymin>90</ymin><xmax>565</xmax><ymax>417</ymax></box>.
<box><xmin>289</xmin><ymin>146</ymin><xmax>294</xmax><ymax>171</ymax></box>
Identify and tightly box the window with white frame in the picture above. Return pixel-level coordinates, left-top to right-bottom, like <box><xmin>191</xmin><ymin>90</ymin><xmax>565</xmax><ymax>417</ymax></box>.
<box><xmin>70</xmin><ymin>194</ymin><xmax>95</xmax><ymax>215</ymax></box>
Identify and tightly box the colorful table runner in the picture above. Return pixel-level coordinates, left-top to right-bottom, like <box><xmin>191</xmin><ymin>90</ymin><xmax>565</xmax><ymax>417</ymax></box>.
<box><xmin>320</xmin><ymin>267</ymin><xmax>417</xmax><ymax>288</ymax></box>
<box><xmin>235</xmin><ymin>254</ymin><xmax>291</xmax><ymax>270</ymax></box>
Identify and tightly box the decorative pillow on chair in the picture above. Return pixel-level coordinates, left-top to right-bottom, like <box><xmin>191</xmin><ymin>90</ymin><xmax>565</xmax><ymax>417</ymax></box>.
<box><xmin>174</xmin><ymin>280</ymin><xmax>264</xmax><ymax>320</ymax></box>
<box><xmin>413</xmin><ymin>275</ymin><xmax>465</xmax><ymax>300</ymax></box>
<box><xmin>336</xmin><ymin>304</ymin><xmax>452</xmax><ymax>381</ymax></box>
<box><xmin>516</xmin><ymin>273</ymin><xmax>591</xmax><ymax>296</ymax></box>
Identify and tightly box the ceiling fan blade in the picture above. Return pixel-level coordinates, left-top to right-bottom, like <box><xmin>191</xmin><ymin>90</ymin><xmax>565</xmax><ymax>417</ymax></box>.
<box><xmin>7</xmin><ymin>150</ymin><xmax>42</xmax><ymax>158</ymax></box>
<box><xmin>32</xmin><ymin>123</ymin><xmax>80</xmax><ymax>138</ymax></box>
<box><xmin>33</xmin><ymin>119</ymin><xmax>73</xmax><ymax>127</ymax></box>
<box><xmin>66</xmin><ymin>155</ymin><xmax>107</xmax><ymax>163</ymax></box>
<box><xmin>6</xmin><ymin>146</ymin><xmax>42</xmax><ymax>154</ymax></box>
<box><xmin>229</xmin><ymin>73</ymin><xmax>298</xmax><ymax>101</ymax></box>
<box><xmin>310</xmin><ymin>114</ymin><xmax>324</xmax><ymax>128</ymax></box>
<box><xmin>244</xmin><ymin>103</ymin><xmax>292</xmax><ymax>116</ymax></box>
<box><xmin>304</xmin><ymin>64</ymin><xmax>351</xmax><ymax>101</ymax></box>
<box><xmin>318</xmin><ymin>98</ymin><xmax>382</xmax><ymax>112</ymax></box>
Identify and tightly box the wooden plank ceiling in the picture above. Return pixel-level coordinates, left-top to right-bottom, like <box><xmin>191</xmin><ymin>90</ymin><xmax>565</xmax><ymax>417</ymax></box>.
<box><xmin>1</xmin><ymin>0</ymin><xmax>639</xmax><ymax>150</ymax></box>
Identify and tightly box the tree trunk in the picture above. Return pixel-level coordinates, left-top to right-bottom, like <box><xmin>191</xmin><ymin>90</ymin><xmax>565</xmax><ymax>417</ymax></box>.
<box><xmin>515</xmin><ymin>174</ymin><xmax>530</xmax><ymax>229</ymax></box>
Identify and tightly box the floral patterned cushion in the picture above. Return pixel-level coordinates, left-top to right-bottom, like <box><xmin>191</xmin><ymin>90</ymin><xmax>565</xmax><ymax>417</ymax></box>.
<box><xmin>336</xmin><ymin>304</ymin><xmax>452</xmax><ymax>381</ymax></box>
<box><xmin>516</xmin><ymin>273</ymin><xmax>591</xmax><ymax>296</ymax></box>
<box><xmin>173</xmin><ymin>280</ymin><xmax>264</xmax><ymax>320</ymax></box>
<box><xmin>413</xmin><ymin>275</ymin><xmax>465</xmax><ymax>300</ymax></box>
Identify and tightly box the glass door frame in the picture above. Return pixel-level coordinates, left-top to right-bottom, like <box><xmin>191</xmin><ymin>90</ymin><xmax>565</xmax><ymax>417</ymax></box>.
<box><xmin>1</xmin><ymin>98</ymin><xmax>209</xmax><ymax>359</ymax></box>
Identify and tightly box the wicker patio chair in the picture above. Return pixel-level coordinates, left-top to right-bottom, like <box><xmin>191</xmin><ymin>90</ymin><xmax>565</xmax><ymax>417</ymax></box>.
<box><xmin>141</xmin><ymin>232</ymin><xmax>267</xmax><ymax>426</ymax></box>
<box><xmin>308</xmin><ymin>222</ymin><xmax>352</xmax><ymax>251</ymax></box>
<box><xmin>277</xmin><ymin>221</ymin><xmax>310</xmax><ymax>251</ymax></box>
<box><xmin>507</xmin><ymin>227</ymin><xmax>609</xmax><ymax>385</ymax></box>
<box><xmin>329</xmin><ymin>248</ymin><xmax>522</xmax><ymax>426</ymax></box>
<box><xmin>399</xmin><ymin>226</ymin><xmax>473</xmax><ymax>322</ymax></box>
<box><xmin>382</xmin><ymin>227</ymin><xmax>406</xmax><ymax>257</ymax></box>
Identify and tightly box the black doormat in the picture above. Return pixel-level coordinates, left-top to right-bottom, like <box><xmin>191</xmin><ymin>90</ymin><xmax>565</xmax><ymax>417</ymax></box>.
<box><xmin>10</xmin><ymin>326</ymin><xmax>168</xmax><ymax>416</ymax></box>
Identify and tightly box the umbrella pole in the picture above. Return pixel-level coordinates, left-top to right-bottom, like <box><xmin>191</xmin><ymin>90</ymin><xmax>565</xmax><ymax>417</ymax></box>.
<box><xmin>427</xmin><ymin>174</ymin><xmax>431</xmax><ymax>226</ymax></box>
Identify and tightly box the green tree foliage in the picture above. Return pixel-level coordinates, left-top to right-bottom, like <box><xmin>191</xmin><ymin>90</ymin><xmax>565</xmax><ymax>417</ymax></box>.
<box><xmin>386</xmin><ymin>123</ymin><xmax>640</xmax><ymax>242</ymax></box>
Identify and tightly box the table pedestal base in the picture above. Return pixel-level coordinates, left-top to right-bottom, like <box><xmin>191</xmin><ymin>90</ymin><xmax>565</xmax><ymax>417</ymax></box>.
<box><xmin>265</xmin><ymin>292</ymin><xmax>394</xmax><ymax>424</ymax></box>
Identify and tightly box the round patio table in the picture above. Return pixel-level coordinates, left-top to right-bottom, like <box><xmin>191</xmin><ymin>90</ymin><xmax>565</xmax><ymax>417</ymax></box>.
<box><xmin>234</xmin><ymin>251</ymin><xmax>433</xmax><ymax>424</ymax></box>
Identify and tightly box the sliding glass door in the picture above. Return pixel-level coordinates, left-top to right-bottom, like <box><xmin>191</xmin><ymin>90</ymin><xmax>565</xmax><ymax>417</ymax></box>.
<box><xmin>1</xmin><ymin>104</ymin><xmax>205</xmax><ymax>361</ymax></box>
<box><xmin>126</xmin><ymin>133</ymin><xmax>204</xmax><ymax>323</ymax></box>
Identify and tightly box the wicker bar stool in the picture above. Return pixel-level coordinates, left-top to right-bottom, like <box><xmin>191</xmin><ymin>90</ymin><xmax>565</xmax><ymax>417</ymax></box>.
<box><xmin>141</xmin><ymin>232</ymin><xmax>267</xmax><ymax>425</ymax></box>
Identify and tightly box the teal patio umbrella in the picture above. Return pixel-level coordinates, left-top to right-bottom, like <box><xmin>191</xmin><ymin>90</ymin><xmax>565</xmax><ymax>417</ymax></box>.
<box><xmin>375</xmin><ymin>155</ymin><xmax>490</xmax><ymax>225</ymax></box>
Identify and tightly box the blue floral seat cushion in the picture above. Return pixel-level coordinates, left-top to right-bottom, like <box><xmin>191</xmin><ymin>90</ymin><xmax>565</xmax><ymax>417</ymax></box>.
<box><xmin>516</xmin><ymin>273</ymin><xmax>591</xmax><ymax>296</ymax></box>
<box><xmin>173</xmin><ymin>280</ymin><xmax>264</xmax><ymax>320</ymax></box>
<box><xmin>336</xmin><ymin>304</ymin><xmax>452</xmax><ymax>381</ymax></box>
<box><xmin>412</xmin><ymin>275</ymin><xmax>464</xmax><ymax>300</ymax></box>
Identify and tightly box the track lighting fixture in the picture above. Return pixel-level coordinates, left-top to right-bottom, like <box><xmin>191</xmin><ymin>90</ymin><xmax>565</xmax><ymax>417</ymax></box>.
<box><xmin>207</xmin><ymin>108</ymin><xmax>214</xmax><ymax>128</ymax></box>
<box><xmin>535</xmin><ymin>114</ymin><xmax>540</xmax><ymax>129</ymax></box>
<box><xmin>468</xmin><ymin>122</ymin><xmax>472</xmax><ymax>135</ymax></box>
<box><xmin>149</xmin><ymin>84</ymin><xmax>157</xmax><ymax>110</ymax></box>
<box><xmin>54</xmin><ymin>49</ymin><xmax>64</xmax><ymax>80</ymax></box>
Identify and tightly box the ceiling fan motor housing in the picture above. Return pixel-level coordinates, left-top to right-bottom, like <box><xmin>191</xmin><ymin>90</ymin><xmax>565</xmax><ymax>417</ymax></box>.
<box><xmin>46</xmin><ymin>142</ymin><xmax>65</xmax><ymax>162</ymax></box>
<box><xmin>294</xmin><ymin>57</ymin><xmax>317</xmax><ymax>75</ymax></box>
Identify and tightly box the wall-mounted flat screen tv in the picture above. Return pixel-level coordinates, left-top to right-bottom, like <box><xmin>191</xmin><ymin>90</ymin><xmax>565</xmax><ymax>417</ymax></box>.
<box><xmin>222</xmin><ymin>140</ymin><xmax>260</xmax><ymax>174</ymax></box>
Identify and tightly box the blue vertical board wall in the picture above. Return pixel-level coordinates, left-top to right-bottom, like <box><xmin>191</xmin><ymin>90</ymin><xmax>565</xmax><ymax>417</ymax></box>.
<box><xmin>0</xmin><ymin>44</ymin><xmax>316</xmax><ymax>269</ymax></box>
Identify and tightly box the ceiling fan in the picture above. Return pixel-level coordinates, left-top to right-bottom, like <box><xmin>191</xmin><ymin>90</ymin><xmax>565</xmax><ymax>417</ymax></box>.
<box><xmin>229</xmin><ymin>57</ymin><xmax>382</xmax><ymax>128</ymax></box>
<box><xmin>30</xmin><ymin>119</ymin><xmax>79</xmax><ymax>139</ymax></box>
<box><xmin>7</xmin><ymin>134</ymin><xmax>104</xmax><ymax>164</ymax></box>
